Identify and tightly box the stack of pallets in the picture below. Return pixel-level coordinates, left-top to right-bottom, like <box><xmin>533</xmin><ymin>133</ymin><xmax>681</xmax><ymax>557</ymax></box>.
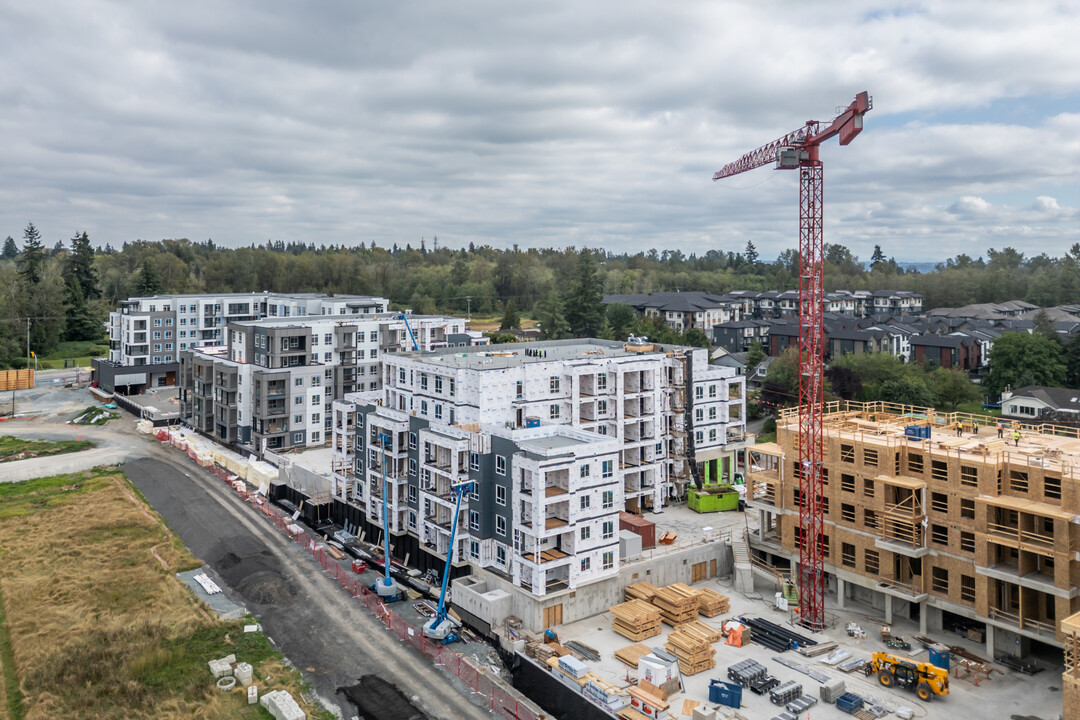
<box><xmin>696</xmin><ymin>588</ymin><xmax>730</xmax><ymax>617</ymax></box>
<box><xmin>625</xmin><ymin>581</ymin><xmax>659</xmax><ymax>603</ymax></box>
<box><xmin>652</xmin><ymin>583</ymin><xmax>700</xmax><ymax>626</ymax></box>
<box><xmin>664</xmin><ymin>624</ymin><xmax>716</xmax><ymax>675</ymax></box>
<box><xmin>610</xmin><ymin>599</ymin><xmax>662</xmax><ymax>641</ymax></box>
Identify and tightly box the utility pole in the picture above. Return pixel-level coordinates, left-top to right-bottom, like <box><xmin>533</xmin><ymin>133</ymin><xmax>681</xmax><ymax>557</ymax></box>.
<box><xmin>26</xmin><ymin>318</ymin><xmax>30</xmax><ymax>370</ymax></box>
<box><xmin>466</xmin><ymin>297</ymin><xmax>472</xmax><ymax>324</ymax></box>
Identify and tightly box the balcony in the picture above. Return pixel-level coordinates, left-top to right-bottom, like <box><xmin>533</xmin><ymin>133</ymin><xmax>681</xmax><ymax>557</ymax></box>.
<box><xmin>544</xmin><ymin>516</ymin><xmax>569</xmax><ymax>531</ymax></box>
<box><xmin>522</xmin><ymin>548</ymin><xmax>570</xmax><ymax>565</ymax></box>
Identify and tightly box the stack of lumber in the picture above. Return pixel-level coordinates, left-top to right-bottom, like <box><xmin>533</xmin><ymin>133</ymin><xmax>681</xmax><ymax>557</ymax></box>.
<box><xmin>683</xmin><ymin>619</ymin><xmax>723</xmax><ymax>643</ymax></box>
<box><xmin>663</xmin><ymin>624</ymin><xmax>716</xmax><ymax>675</ymax></box>
<box><xmin>611</xmin><ymin>599</ymin><xmax>662</xmax><ymax>641</ymax></box>
<box><xmin>696</xmin><ymin>588</ymin><xmax>730</xmax><ymax>617</ymax></box>
<box><xmin>652</xmin><ymin>583</ymin><xmax>700</xmax><ymax>626</ymax></box>
<box><xmin>614</xmin><ymin>642</ymin><xmax>653</xmax><ymax>669</ymax></box>
<box><xmin>625</xmin><ymin>581</ymin><xmax>659</xmax><ymax>603</ymax></box>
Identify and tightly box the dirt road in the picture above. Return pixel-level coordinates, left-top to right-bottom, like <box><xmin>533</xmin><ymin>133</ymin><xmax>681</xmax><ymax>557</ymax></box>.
<box><xmin>2</xmin><ymin>416</ymin><xmax>491</xmax><ymax>720</ymax></box>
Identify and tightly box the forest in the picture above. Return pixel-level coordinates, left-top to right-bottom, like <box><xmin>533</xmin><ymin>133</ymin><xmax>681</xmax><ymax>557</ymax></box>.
<box><xmin>3</xmin><ymin>221</ymin><xmax>1080</xmax><ymax>369</ymax></box>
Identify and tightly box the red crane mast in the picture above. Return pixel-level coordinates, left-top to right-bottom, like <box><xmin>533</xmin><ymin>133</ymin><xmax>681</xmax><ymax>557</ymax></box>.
<box><xmin>714</xmin><ymin>91</ymin><xmax>871</xmax><ymax>631</ymax></box>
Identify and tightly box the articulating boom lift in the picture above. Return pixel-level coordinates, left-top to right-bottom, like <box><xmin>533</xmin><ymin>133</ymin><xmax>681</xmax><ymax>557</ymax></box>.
<box><xmin>398</xmin><ymin>313</ymin><xmax>421</xmax><ymax>352</ymax></box>
<box><xmin>422</xmin><ymin>480</ymin><xmax>474</xmax><ymax>644</ymax></box>
<box><xmin>714</xmin><ymin>91</ymin><xmax>871</xmax><ymax>631</ymax></box>
<box><xmin>371</xmin><ymin>431</ymin><xmax>405</xmax><ymax>602</ymax></box>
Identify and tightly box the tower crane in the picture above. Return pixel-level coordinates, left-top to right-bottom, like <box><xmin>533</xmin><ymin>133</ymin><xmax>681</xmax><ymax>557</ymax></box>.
<box><xmin>713</xmin><ymin>91</ymin><xmax>871</xmax><ymax>631</ymax></box>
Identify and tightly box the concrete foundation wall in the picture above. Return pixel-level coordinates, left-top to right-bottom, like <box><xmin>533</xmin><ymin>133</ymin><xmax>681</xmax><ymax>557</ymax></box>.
<box><xmin>463</xmin><ymin>540</ymin><xmax>734</xmax><ymax>631</ymax></box>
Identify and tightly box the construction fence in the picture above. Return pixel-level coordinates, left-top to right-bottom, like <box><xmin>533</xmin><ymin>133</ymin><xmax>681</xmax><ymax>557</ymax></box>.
<box><xmin>150</xmin><ymin>427</ymin><xmax>542</xmax><ymax>720</ymax></box>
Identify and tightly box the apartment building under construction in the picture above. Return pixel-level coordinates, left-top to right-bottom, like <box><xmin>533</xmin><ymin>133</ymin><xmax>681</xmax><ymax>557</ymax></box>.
<box><xmin>746</xmin><ymin>400</ymin><xmax>1080</xmax><ymax>661</ymax></box>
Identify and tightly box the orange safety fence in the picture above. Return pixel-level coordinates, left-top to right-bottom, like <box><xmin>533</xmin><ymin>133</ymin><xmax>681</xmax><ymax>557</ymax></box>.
<box><xmin>160</xmin><ymin>434</ymin><xmax>542</xmax><ymax>720</ymax></box>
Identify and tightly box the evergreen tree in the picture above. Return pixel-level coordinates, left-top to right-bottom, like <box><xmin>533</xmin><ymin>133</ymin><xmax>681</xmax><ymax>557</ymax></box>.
<box><xmin>1066</xmin><ymin>334</ymin><xmax>1080</xmax><ymax>389</ymax></box>
<box><xmin>870</xmin><ymin>244</ymin><xmax>886</xmax><ymax>268</ymax></box>
<box><xmin>66</xmin><ymin>231</ymin><xmax>99</xmax><ymax>299</ymax></box>
<box><xmin>565</xmin><ymin>250</ymin><xmax>604</xmax><ymax>337</ymax></box>
<box><xmin>499</xmin><ymin>298</ymin><xmax>521</xmax><ymax>330</ymax></box>
<box><xmin>1</xmin><ymin>236</ymin><xmax>17</xmax><ymax>260</ymax></box>
<box><xmin>135</xmin><ymin>262</ymin><xmax>163</xmax><ymax>295</ymax></box>
<box><xmin>604</xmin><ymin>302</ymin><xmax>636</xmax><ymax>341</ymax></box>
<box><xmin>745</xmin><ymin>240</ymin><xmax>759</xmax><ymax>266</ymax></box>
<box><xmin>51</xmin><ymin>240</ymin><xmax>65</xmax><ymax>256</ymax></box>
<box><xmin>1032</xmin><ymin>308</ymin><xmax>1059</xmax><ymax>343</ymax></box>
<box><xmin>535</xmin><ymin>289</ymin><xmax>570</xmax><ymax>340</ymax></box>
<box><xmin>18</xmin><ymin>222</ymin><xmax>45</xmax><ymax>285</ymax></box>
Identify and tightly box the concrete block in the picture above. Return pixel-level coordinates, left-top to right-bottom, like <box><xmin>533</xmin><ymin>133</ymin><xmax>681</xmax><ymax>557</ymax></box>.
<box><xmin>692</xmin><ymin>707</ymin><xmax>718</xmax><ymax>720</ymax></box>
<box><xmin>234</xmin><ymin>661</ymin><xmax>253</xmax><ymax>686</ymax></box>
<box><xmin>208</xmin><ymin>658</ymin><xmax>232</xmax><ymax>679</ymax></box>
<box><xmin>262</xmin><ymin>689</ymin><xmax>306</xmax><ymax>720</ymax></box>
<box><xmin>247</xmin><ymin>685</ymin><xmax>259</xmax><ymax>705</ymax></box>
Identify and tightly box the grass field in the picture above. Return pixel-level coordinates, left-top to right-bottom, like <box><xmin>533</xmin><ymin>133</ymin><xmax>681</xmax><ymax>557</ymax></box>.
<box><xmin>36</xmin><ymin>341</ymin><xmax>109</xmax><ymax>370</ymax></box>
<box><xmin>0</xmin><ymin>468</ymin><xmax>332</xmax><ymax>720</ymax></box>
<box><xmin>0</xmin><ymin>437</ymin><xmax>93</xmax><ymax>462</ymax></box>
<box><xmin>465</xmin><ymin>314</ymin><xmax>539</xmax><ymax>333</ymax></box>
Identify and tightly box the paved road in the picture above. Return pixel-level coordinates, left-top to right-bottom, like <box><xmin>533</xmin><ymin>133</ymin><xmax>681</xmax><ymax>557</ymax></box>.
<box><xmin>0</xmin><ymin>411</ymin><xmax>490</xmax><ymax>720</ymax></box>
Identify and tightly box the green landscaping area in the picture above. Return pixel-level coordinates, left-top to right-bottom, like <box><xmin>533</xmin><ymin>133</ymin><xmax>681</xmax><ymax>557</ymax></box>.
<box><xmin>0</xmin><ymin>468</ymin><xmax>332</xmax><ymax>720</ymax></box>
<box><xmin>36</xmin><ymin>341</ymin><xmax>108</xmax><ymax>370</ymax></box>
<box><xmin>0</xmin><ymin>436</ymin><xmax>93</xmax><ymax>462</ymax></box>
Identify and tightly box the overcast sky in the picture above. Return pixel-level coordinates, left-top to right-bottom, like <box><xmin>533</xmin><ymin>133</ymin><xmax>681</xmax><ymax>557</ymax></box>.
<box><xmin>1</xmin><ymin>2</ymin><xmax>1077</xmax><ymax>262</ymax></box>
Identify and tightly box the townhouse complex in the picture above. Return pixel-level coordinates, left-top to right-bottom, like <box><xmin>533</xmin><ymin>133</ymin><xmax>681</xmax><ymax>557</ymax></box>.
<box><xmin>746</xmin><ymin>400</ymin><xmax>1080</xmax><ymax>659</ymax></box>
<box><xmin>97</xmin><ymin>292</ymin><xmax>390</xmax><ymax>393</ymax></box>
<box><xmin>176</xmin><ymin>310</ymin><xmax>479</xmax><ymax>452</ymax></box>
<box><xmin>330</xmin><ymin>339</ymin><xmax>748</xmax><ymax>599</ymax></box>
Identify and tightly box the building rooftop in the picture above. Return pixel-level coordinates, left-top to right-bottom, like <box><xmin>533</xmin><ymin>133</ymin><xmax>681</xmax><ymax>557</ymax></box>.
<box><xmin>410</xmin><ymin>338</ymin><xmax>694</xmax><ymax>371</ymax></box>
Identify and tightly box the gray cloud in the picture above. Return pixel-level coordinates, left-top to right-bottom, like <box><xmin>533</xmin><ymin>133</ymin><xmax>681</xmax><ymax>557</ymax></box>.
<box><xmin>0</xmin><ymin>1</ymin><xmax>1077</xmax><ymax>261</ymax></box>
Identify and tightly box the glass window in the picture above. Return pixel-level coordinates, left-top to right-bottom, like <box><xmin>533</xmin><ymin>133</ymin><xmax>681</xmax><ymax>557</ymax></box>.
<box><xmin>495</xmin><ymin>485</ymin><xmax>506</xmax><ymax>506</ymax></box>
<box><xmin>469</xmin><ymin>511</ymin><xmax>479</xmax><ymax>531</ymax></box>
<box><xmin>496</xmin><ymin>516</ymin><xmax>506</xmax><ymax>536</ymax></box>
<box><xmin>496</xmin><ymin>546</ymin><xmax>506</xmax><ymax>565</ymax></box>
<box><xmin>602</xmin><ymin>520</ymin><xmax>614</xmax><ymax>539</ymax></box>
<box><xmin>580</xmin><ymin>525</ymin><xmax>591</xmax><ymax>540</ymax></box>
<box><xmin>496</xmin><ymin>455</ymin><xmax>506</xmax><ymax>476</ymax></box>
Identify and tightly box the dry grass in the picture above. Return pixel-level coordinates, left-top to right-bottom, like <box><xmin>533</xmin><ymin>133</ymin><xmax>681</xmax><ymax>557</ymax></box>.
<box><xmin>0</xmin><ymin>468</ymin><xmax>329</xmax><ymax>720</ymax></box>
<box><xmin>466</xmin><ymin>315</ymin><xmax>539</xmax><ymax>332</ymax></box>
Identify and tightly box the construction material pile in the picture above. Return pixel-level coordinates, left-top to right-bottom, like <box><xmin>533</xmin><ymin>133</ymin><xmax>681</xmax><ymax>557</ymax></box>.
<box><xmin>610</xmin><ymin>599</ymin><xmax>662</xmax><ymax>641</ymax></box>
<box><xmin>652</xmin><ymin>583</ymin><xmax>700</xmax><ymax>626</ymax></box>
<box><xmin>696</xmin><ymin>588</ymin><xmax>730</xmax><ymax>617</ymax></box>
<box><xmin>664</xmin><ymin>624</ymin><xmax>716</xmax><ymax>675</ymax></box>
<box><xmin>624</xmin><ymin>581</ymin><xmax>659</xmax><ymax>603</ymax></box>
<box><xmin>614</xmin><ymin>642</ymin><xmax>652</xmax><ymax>668</ymax></box>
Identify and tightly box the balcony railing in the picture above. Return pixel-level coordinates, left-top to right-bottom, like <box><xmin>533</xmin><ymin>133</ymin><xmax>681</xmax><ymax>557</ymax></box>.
<box><xmin>986</xmin><ymin>522</ymin><xmax>1056</xmax><ymax>552</ymax></box>
<box><xmin>989</xmin><ymin>607</ymin><xmax>1056</xmax><ymax>636</ymax></box>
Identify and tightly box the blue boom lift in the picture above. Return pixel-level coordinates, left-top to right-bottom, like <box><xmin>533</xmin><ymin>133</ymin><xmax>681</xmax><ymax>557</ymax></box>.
<box><xmin>422</xmin><ymin>479</ymin><xmax>474</xmax><ymax>644</ymax></box>
<box><xmin>398</xmin><ymin>313</ymin><xmax>420</xmax><ymax>352</ymax></box>
<box><xmin>370</xmin><ymin>431</ymin><xmax>405</xmax><ymax>602</ymax></box>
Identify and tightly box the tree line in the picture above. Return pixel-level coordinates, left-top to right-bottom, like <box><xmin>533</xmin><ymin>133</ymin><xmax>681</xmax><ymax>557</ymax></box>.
<box><xmin>3</xmin><ymin>224</ymin><xmax>1080</xmax><ymax>368</ymax></box>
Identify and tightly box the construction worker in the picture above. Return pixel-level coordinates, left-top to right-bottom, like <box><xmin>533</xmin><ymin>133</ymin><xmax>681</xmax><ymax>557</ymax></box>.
<box><xmin>955</xmin><ymin>421</ymin><xmax>963</xmax><ymax>437</ymax></box>
<box><xmin>1013</xmin><ymin>430</ymin><xmax>1021</xmax><ymax>447</ymax></box>
<box><xmin>996</xmin><ymin>420</ymin><xmax>1004</xmax><ymax>439</ymax></box>
<box><xmin>973</xmin><ymin>420</ymin><xmax>979</xmax><ymax>435</ymax></box>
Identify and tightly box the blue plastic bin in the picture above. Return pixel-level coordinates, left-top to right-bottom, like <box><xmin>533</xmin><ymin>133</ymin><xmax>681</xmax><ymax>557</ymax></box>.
<box><xmin>836</xmin><ymin>692</ymin><xmax>864</xmax><ymax>714</ymax></box>
<box><xmin>709</xmin><ymin>679</ymin><xmax>743</xmax><ymax>708</ymax></box>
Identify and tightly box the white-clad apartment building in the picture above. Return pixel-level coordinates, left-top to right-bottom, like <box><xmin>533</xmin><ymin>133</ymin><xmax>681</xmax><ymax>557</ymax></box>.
<box><xmin>330</xmin><ymin>338</ymin><xmax>747</xmax><ymax>597</ymax></box>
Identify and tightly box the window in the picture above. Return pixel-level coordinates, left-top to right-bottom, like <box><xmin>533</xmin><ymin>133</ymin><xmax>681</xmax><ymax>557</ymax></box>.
<box><xmin>863</xmin><ymin>448</ymin><xmax>878</xmax><ymax>467</ymax></box>
<box><xmin>602</xmin><ymin>520</ymin><xmax>614</xmax><ymax>539</ymax></box>
<box><xmin>516</xmin><ymin>381</ymin><xmax>523</xmax><ymax>399</ymax></box>
<box><xmin>864</xmin><ymin>549</ymin><xmax>880</xmax><ymax>574</ymax></box>
<box><xmin>695</xmin><ymin>409</ymin><xmax>704</xmax><ymax>422</ymax></box>
<box><xmin>694</xmin><ymin>386</ymin><xmax>703</xmax><ymax>400</ymax></box>
<box><xmin>602</xmin><ymin>490</ymin><xmax>613</xmax><ymax>509</ymax></box>
<box><xmin>931</xmin><ymin>460</ymin><xmax>948</xmax><ymax>482</ymax></box>
<box><xmin>931</xmin><ymin>524</ymin><xmax>948</xmax><ymax>546</ymax></box>
<box><xmin>409</xmin><ymin>459</ymin><xmax>417</xmax><ymax>476</ymax></box>
<box><xmin>311</xmin><ymin>375</ymin><xmax>321</xmax><ymax>387</ymax></box>
<box><xmin>863</xmin><ymin>477</ymin><xmax>875</xmax><ymax>498</ymax></box>
<box><xmin>602</xmin><ymin>460</ymin><xmax>613</xmax><ymax>478</ymax></box>
<box><xmin>421</xmin><ymin>400</ymin><xmax>428</xmax><ymax>415</ymax></box>
<box><xmin>294</xmin><ymin>396</ymin><xmax>304</xmax><ymax>406</ymax></box>
<box><xmin>294</xmin><ymin>414</ymin><xmax>303</xmax><ymax>424</ymax></box>
<box><xmin>1045</xmin><ymin>474</ymin><xmax>1062</xmax><ymax>500</ymax></box>
<box><xmin>931</xmin><ymin>492</ymin><xmax>948</xmax><ymax>514</ymax></box>
<box><xmin>496</xmin><ymin>546</ymin><xmax>506</xmax><ymax>565</ymax></box>
<box><xmin>580</xmin><ymin>526</ymin><xmax>591</xmax><ymax>541</ymax></box>
<box><xmin>311</xmin><ymin>394</ymin><xmax>321</xmax><ymax>405</ymax></box>
<box><xmin>470</xmin><ymin>540</ymin><xmax>479</xmax><ymax>560</ymax></box>
<box><xmin>580</xmin><ymin>464</ymin><xmax>590</xmax><ymax>478</ymax></box>
<box><xmin>792</xmin><ymin>488</ymin><xmax>802</xmax><ymax>508</ymax></box>
<box><xmin>1010</xmin><ymin>470</ymin><xmax>1028</xmax><ymax>492</ymax></box>
<box><xmin>408</xmin><ymin>485</ymin><xmax>417</xmax><ymax>503</ymax></box>
<box><xmin>292</xmin><ymin>432</ymin><xmax>303</xmax><ymax>444</ymax></box>
<box><xmin>469</xmin><ymin>511</ymin><xmax>479</xmax><ymax>531</ymax></box>
<box><xmin>841</xmin><ymin>473</ymin><xmax>855</xmax><ymax>493</ymax></box>
<box><xmin>708</xmin><ymin>407</ymin><xmax>717</xmax><ymax>420</ymax></box>
<box><xmin>960</xmin><ymin>531</ymin><xmax>975</xmax><ymax>553</ymax></box>
<box><xmin>580</xmin><ymin>557</ymin><xmax>591</xmax><ymax>572</ymax></box>
<box><xmin>598</xmin><ymin>400</ymin><xmax>607</xmax><ymax>415</ymax></box>
<box><xmin>549</xmin><ymin>404</ymin><xmax>560</xmax><ymax>419</ymax></box>
<box><xmin>435</xmin><ymin>376</ymin><xmax>443</xmax><ymax>393</ymax></box>
<box><xmin>841</xmin><ymin>542</ymin><xmax>856</xmax><ymax>568</ymax></box>
<box><xmin>864</xmin><ymin>509</ymin><xmax>878</xmax><ymax>529</ymax></box>
<box><xmin>408</xmin><ymin>511</ymin><xmax>417</xmax><ymax>530</ymax></box>
<box><xmin>310</xmin><ymin>413</ymin><xmax>320</xmax><ymax>424</ymax></box>
<box><xmin>495</xmin><ymin>455</ymin><xmax>506</xmax><ymax>476</ymax></box>
<box><xmin>695</xmin><ymin>431</ymin><xmax>703</xmax><ymax>445</ymax></box>
<box><xmin>709</xmin><ymin>429</ymin><xmax>717</xmax><ymax>442</ymax></box>
<box><xmin>960</xmin><ymin>574</ymin><xmax>976</xmax><ymax>602</ymax></box>
<box><xmin>420</xmin><ymin>374</ymin><xmax>428</xmax><ymax>390</ymax></box>
<box><xmin>931</xmin><ymin>566</ymin><xmax>949</xmax><ymax>594</ymax></box>
<box><xmin>409</xmin><ymin>432</ymin><xmax>417</xmax><ymax>450</ymax></box>
<box><xmin>602</xmin><ymin>551</ymin><xmax>614</xmax><ymax>570</ymax></box>
<box><xmin>708</xmin><ymin>384</ymin><xmax>717</xmax><ymax>398</ymax></box>
<box><xmin>841</xmin><ymin>503</ymin><xmax>855</xmax><ymax>523</ymax></box>
<box><xmin>496</xmin><ymin>516</ymin><xmax>506</xmax><ymax>536</ymax></box>
<box><xmin>549</xmin><ymin>376</ymin><xmax>560</xmax><ymax>393</ymax></box>
<box><xmin>470</xmin><ymin>452</ymin><xmax>480</xmax><ymax>471</ymax></box>
<box><xmin>840</xmin><ymin>444</ymin><xmax>855</xmax><ymax>463</ymax></box>
<box><xmin>597</xmin><ymin>373</ymin><xmax>607</xmax><ymax>391</ymax></box>
<box><xmin>495</xmin><ymin>485</ymin><xmax>506</xmax><ymax>506</ymax></box>
<box><xmin>960</xmin><ymin>498</ymin><xmax>975</xmax><ymax>519</ymax></box>
<box><xmin>908</xmin><ymin>452</ymin><xmax>924</xmax><ymax>474</ymax></box>
<box><xmin>434</xmin><ymin>404</ymin><xmax>443</xmax><ymax>419</ymax></box>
